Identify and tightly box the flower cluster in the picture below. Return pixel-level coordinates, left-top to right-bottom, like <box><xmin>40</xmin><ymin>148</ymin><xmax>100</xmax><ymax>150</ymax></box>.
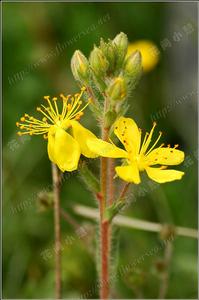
<box><xmin>16</xmin><ymin>32</ymin><xmax>184</xmax><ymax>185</ymax></box>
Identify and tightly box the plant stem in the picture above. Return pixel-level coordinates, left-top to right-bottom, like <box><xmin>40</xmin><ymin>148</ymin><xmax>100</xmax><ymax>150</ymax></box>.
<box><xmin>99</xmin><ymin>104</ymin><xmax>111</xmax><ymax>299</ymax></box>
<box><xmin>51</xmin><ymin>163</ymin><xmax>62</xmax><ymax>299</ymax></box>
<box><xmin>158</xmin><ymin>240</ymin><xmax>173</xmax><ymax>299</ymax></box>
<box><xmin>108</xmin><ymin>158</ymin><xmax>115</xmax><ymax>206</ymax></box>
<box><xmin>74</xmin><ymin>204</ymin><xmax>198</xmax><ymax>239</ymax></box>
<box><xmin>100</xmin><ymin>219</ymin><xmax>110</xmax><ymax>299</ymax></box>
<box><xmin>119</xmin><ymin>182</ymin><xmax>130</xmax><ymax>201</ymax></box>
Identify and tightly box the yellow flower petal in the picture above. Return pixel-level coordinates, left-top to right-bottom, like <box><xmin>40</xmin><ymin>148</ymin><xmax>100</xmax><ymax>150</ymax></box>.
<box><xmin>145</xmin><ymin>166</ymin><xmax>184</xmax><ymax>183</ymax></box>
<box><xmin>48</xmin><ymin>126</ymin><xmax>81</xmax><ymax>172</ymax></box>
<box><xmin>127</xmin><ymin>40</ymin><xmax>159</xmax><ymax>72</ymax></box>
<box><xmin>146</xmin><ymin>147</ymin><xmax>185</xmax><ymax>166</ymax></box>
<box><xmin>70</xmin><ymin>120</ymin><xmax>98</xmax><ymax>158</ymax></box>
<box><xmin>87</xmin><ymin>138</ymin><xmax>128</xmax><ymax>158</ymax></box>
<box><xmin>114</xmin><ymin>117</ymin><xmax>141</xmax><ymax>155</ymax></box>
<box><xmin>115</xmin><ymin>162</ymin><xmax>141</xmax><ymax>184</ymax></box>
<box><xmin>47</xmin><ymin>126</ymin><xmax>57</xmax><ymax>164</ymax></box>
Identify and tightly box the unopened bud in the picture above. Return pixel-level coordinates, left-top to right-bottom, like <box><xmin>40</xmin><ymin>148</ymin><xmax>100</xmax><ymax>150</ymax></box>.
<box><xmin>71</xmin><ymin>50</ymin><xmax>90</xmax><ymax>83</ymax></box>
<box><xmin>104</xmin><ymin>110</ymin><xmax>117</xmax><ymax>128</ymax></box>
<box><xmin>124</xmin><ymin>51</ymin><xmax>142</xmax><ymax>88</ymax></box>
<box><xmin>100</xmin><ymin>39</ymin><xmax>116</xmax><ymax>73</ymax></box>
<box><xmin>124</xmin><ymin>50</ymin><xmax>142</xmax><ymax>76</ymax></box>
<box><xmin>106</xmin><ymin>77</ymin><xmax>127</xmax><ymax>101</ymax></box>
<box><xmin>113</xmin><ymin>32</ymin><xmax>128</xmax><ymax>67</ymax></box>
<box><xmin>89</xmin><ymin>46</ymin><xmax>109</xmax><ymax>76</ymax></box>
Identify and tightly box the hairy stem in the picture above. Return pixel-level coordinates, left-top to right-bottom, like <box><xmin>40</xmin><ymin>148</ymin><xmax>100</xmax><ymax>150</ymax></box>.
<box><xmin>100</xmin><ymin>220</ymin><xmax>110</xmax><ymax>299</ymax></box>
<box><xmin>108</xmin><ymin>158</ymin><xmax>115</xmax><ymax>206</ymax></box>
<box><xmin>99</xmin><ymin>108</ymin><xmax>111</xmax><ymax>299</ymax></box>
<box><xmin>119</xmin><ymin>182</ymin><xmax>130</xmax><ymax>201</ymax></box>
<box><xmin>51</xmin><ymin>163</ymin><xmax>62</xmax><ymax>299</ymax></box>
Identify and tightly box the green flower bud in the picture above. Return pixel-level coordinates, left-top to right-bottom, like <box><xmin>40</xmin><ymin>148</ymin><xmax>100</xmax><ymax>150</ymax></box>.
<box><xmin>71</xmin><ymin>50</ymin><xmax>90</xmax><ymax>83</ymax></box>
<box><xmin>113</xmin><ymin>32</ymin><xmax>128</xmax><ymax>67</ymax></box>
<box><xmin>104</xmin><ymin>110</ymin><xmax>117</xmax><ymax>128</ymax></box>
<box><xmin>124</xmin><ymin>51</ymin><xmax>142</xmax><ymax>88</ymax></box>
<box><xmin>89</xmin><ymin>46</ymin><xmax>109</xmax><ymax>77</ymax></box>
<box><xmin>99</xmin><ymin>39</ymin><xmax>117</xmax><ymax>73</ymax></box>
<box><xmin>107</xmin><ymin>77</ymin><xmax>127</xmax><ymax>101</ymax></box>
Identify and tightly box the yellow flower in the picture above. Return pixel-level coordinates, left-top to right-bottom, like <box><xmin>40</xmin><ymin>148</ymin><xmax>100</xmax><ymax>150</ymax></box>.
<box><xmin>127</xmin><ymin>40</ymin><xmax>159</xmax><ymax>72</ymax></box>
<box><xmin>87</xmin><ymin>117</ymin><xmax>185</xmax><ymax>184</ymax></box>
<box><xmin>16</xmin><ymin>87</ymin><xmax>98</xmax><ymax>172</ymax></box>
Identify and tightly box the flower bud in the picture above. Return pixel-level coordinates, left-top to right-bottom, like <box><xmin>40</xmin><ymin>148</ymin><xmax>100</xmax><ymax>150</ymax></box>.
<box><xmin>100</xmin><ymin>39</ymin><xmax>116</xmax><ymax>73</ymax></box>
<box><xmin>124</xmin><ymin>50</ymin><xmax>142</xmax><ymax>87</ymax></box>
<box><xmin>113</xmin><ymin>32</ymin><xmax>128</xmax><ymax>67</ymax></box>
<box><xmin>89</xmin><ymin>46</ymin><xmax>109</xmax><ymax>77</ymax></box>
<box><xmin>106</xmin><ymin>77</ymin><xmax>127</xmax><ymax>101</ymax></box>
<box><xmin>104</xmin><ymin>110</ymin><xmax>117</xmax><ymax>128</ymax></box>
<box><xmin>127</xmin><ymin>40</ymin><xmax>160</xmax><ymax>72</ymax></box>
<box><xmin>71</xmin><ymin>50</ymin><xmax>90</xmax><ymax>83</ymax></box>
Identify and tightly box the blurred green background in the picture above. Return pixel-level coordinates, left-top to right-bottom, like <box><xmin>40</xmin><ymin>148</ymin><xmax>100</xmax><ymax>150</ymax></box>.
<box><xmin>3</xmin><ymin>2</ymin><xmax>198</xmax><ymax>299</ymax></box>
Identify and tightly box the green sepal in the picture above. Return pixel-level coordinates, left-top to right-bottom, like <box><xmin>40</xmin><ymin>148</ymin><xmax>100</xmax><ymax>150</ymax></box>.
<box><xmin>104</xmin><ymin>110</ymin><xmax>117</xmax><ymax>128</ymax></box>
<box><xmin>79</xmin><ymin>161</ymin><xmax>100</xmax><ymax>194</ymax></box>
<box><xmin>104</xmin><ymin>201</ymin><xmax>125</xmax><ymax>222</ymax></box>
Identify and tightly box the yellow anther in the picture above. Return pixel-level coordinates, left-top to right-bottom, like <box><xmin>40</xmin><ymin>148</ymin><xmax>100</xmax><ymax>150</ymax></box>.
<box><xmin>52</xmin><ymin>97</ymin><xmax>58</xmax><ymax>101</ymax></box>
<box><xmin>37</xmin><ymin>107</ymin><xmax>41</xmax><ymax>111</ymax></box>
<box><xmin>160</xmin><ymin>166</ymin><xmax>167</xmax><ymax>170</ymax></box>
<box><xmin>167</xmin><ymin>144</ymin><xmax>170</xmax><ymax>148</ymax></box>
<box><xmin>81</xmin><ymin>86</ymin><xmax>86</xmax><ymax>91</ymax></box>
<box><xmin>153</xmin><ymin>122</ymin><xmax>157</xmax><ymax>126</ymax></box>
<box><xmin>17</xmin><ymin>131</ymin><xmax>22</xmax><ymax>136</ymax></box>
<box><xmin>20</xmin><ymin>125</ymin><xmax>25</xmax><ymax>129</ymax></box>
<box><xmin>42</xmin><ymin>117</ymin><xmax>47</xmax><ymax>122</ymax></box>
<box><xmin>44</xmin><ymin>96</ymin><xmax>50</xmax><ymax>100</ymax></box>
<box><xmin>16</xmin><ymin>122</ymin><xmax>20</xmax><ymax>127</ymax></box>
<box><xmin>75</xmin><ymin>93</ymin><xmax>79</xmax><ymax>98</ymax></box>
<box><xmin>20</xmin><ymin>117</ymin><xmax>25</xmax><ymax>122</ymax></box>
<box><xmin>60</xmin><ymin>94</ymin><xmax>67</xmax><ymax>101</ymax></box>
<box><xmin>43</xmin><ymin>134</ymin><xmax>48</xmax><ymax>139</ymax></box>
<box><xmin>174</xmin><ymin>144</ymin><xmax>179</xmax><ymax>148</ymax></box>
<box><xmin>67</xmin><ymin>104</ymin><xmax>72</xmax><ymax>110</ymax></box>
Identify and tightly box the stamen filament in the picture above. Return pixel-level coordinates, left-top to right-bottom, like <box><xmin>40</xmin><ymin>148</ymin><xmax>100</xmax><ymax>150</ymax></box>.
<box><xmin>145</xmin><ymin>131</ymin><xmax>162</xmax><ymax>156</ymax></box>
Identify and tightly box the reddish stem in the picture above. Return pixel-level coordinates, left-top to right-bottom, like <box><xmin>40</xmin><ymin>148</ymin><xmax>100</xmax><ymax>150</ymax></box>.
<box><xmin>51</xmin><ymin>163</ymin><xmax>62</xmax><ymax>299</ymax></box>
<box><xmin>100</xmin><ymin>220</ymin><xmax>110</xmax><ymax>299</ymax></box>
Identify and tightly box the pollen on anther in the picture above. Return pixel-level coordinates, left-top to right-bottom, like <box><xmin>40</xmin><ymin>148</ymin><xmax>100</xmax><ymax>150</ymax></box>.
<box><xmin>52</xmin><ymin>97</ymin><xmax>58</xmax><ymax>101</ymax></box>
<box><xmin>20</xmin><ymin>117</ymin><xmax>25</xmax><ymax>122</ymax></box>
<box><xmin>174</xmin><ymin>144</ymin><xmax>179</xmax><ymax>149</ymax></box>
<box><xmin>44</xmin><ymin>96</ymin><xmax>50</xmax><ymax>100</ymax></box>
<box><xmin>67</xmin><ymin>104</ymin><xmax>72</xmax><ymax>110</ymax></box>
